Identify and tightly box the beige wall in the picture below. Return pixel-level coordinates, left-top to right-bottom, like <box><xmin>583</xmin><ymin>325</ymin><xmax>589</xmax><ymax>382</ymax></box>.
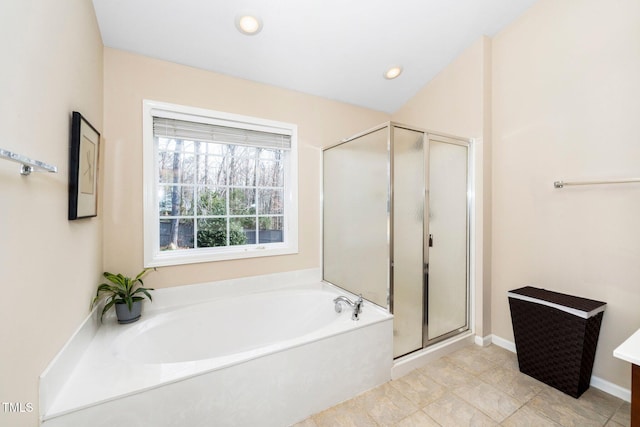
<box><xmin>393</xmin><ymin>37</ymin><xmax>487</xmax><ymax>138</ymax></box>
<box><xmin>0</xmin><ymin>1</ymin><xmax>103</xmax><ymax>426</ymax></box>
<box><xmin>392</xmin><ymin>37</ymin><xmax>493</xmax><ymax>338</ymax></box>
<box><xmin>102</xmin><ymin>48</ymin><xmax>389</xmax><ymax>288</ymax></box>
<box><xmin>492</xmin><ymin>0</ymin><xmax>640</xmax><ymax>388</ymax></box>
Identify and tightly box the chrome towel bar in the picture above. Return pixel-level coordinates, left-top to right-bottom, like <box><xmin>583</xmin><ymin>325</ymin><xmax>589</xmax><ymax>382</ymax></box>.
<box><xmin>0</xmin><ymin>148</ymin><xmax>58</xmax><ymax>176</ymax></box>
<box><xmin>554</xmin><ymin>178</ymin><xmax>640</xmax><ymax>188</ymax></box>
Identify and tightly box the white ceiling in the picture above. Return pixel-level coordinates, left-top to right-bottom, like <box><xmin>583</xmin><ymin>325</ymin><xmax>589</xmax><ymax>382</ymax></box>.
<box><xmin>92</xmin><ymin>0</ymin><xmax>538</xmax><ymax>113</ymax></box>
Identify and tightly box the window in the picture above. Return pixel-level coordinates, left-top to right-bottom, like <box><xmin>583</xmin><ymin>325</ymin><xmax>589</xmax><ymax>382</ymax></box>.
<box><xmin>143</xmin><ymin>100</ymin><xmax>298</xmax><ymax>266</ymax></box>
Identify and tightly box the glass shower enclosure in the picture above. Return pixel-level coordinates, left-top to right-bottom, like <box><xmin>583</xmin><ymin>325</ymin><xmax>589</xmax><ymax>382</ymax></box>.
<box><xmin>323</xmin><ymin>122</ymin><xmax>471</xmax><ymax>358</ymax></box>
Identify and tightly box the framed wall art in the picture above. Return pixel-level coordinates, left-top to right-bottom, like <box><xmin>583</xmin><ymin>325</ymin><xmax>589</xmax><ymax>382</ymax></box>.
<box><xmin>69</xmin><ymin>111</ymin><xmax>100</xmax><ymax>220</ymax></box>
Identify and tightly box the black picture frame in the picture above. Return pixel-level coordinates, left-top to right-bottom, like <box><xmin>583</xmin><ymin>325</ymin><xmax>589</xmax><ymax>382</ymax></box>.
<box><xmin>69</xmin><ymin>111</ymin><xmax>100</xmax><ymax>220</ymax></box>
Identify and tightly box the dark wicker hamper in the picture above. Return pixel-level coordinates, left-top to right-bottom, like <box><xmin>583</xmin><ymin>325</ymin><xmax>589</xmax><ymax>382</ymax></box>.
<box><xmin>508</xmin><ymin>286</ymin><xmax>606</xmax><ymax>398</ymax></box>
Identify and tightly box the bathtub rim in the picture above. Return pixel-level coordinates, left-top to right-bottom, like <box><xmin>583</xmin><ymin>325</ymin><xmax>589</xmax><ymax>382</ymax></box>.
<box><xmin>41</xmin><ymin>278</ymin><xmax>392</xmax><ymax>421</ymax></box>
<box><xmin>42</xmin><ymin>314</ymin><xmax>394</xmax><ymax>427</ymax></box>
<box><xmin>39</xmin><ymin>267</ymin><xmax>323</xmax><ymax>420</ymax></box>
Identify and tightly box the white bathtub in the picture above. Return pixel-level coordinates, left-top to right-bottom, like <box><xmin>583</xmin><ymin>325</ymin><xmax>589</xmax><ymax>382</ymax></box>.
<box><xmin>41</xmin><ymin>271</ymin><xmax>393</xmax><ymax>427</ymax></box>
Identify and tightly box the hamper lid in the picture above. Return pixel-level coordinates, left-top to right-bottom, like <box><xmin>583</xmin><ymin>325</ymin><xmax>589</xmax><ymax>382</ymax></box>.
<box><xmin>508</xmin><ymin>286</ymin><xmax>606</xmax><ymax>319</ymax></box>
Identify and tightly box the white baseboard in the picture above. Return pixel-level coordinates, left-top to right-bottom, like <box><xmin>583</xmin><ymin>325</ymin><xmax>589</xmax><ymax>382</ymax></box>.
<box><xmin>475</xmin><ymin>335</ymin><xmax>492</xmax><ymax>347</ymax></box>
<box><xmin>486</xmin><ymin>334</ymin><xmax>630</xmax><ymax>402</ymax></box>
<box><xmin>488</xmin><ymin>334</ymin><xmax>516</xmax><ymax>353</ymax></box>
<box><xmin>590</xmin><ymin>375</ymin><xmax>631</xmax><ymax>402</ymax></box>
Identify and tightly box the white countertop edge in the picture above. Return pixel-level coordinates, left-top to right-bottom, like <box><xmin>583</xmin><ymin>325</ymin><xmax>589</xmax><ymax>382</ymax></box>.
<box><xmin>614</xmin><ymin>328</ymin><xmax>640</xmax><ymax>366</ymax></box>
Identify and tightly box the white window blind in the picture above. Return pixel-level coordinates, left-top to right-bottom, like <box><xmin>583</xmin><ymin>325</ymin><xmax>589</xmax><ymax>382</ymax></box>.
<box><xmin>153</xmin><ymin>117</ymin><xmax>292</xmax><ymax>150</ymax></box>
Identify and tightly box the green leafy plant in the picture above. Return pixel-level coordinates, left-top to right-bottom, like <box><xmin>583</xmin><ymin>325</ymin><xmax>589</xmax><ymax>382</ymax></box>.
<box><xmin>91</xmin><ymin>268</ymin><xmax>154</xmax><ymax>322</ymax></box>
<box><xmin>196</xmin><ymin>189</ymin><xmax>247</xmax><ymax>247</ymax></box>
<box><xmin>197</xmin><ymin>218</ymin><xmax>247</xmax><ymax>247</ymax></box>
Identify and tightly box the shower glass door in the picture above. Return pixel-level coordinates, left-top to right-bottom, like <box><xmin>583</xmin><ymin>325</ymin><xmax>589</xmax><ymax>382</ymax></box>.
<box><xmin>392</xmin><ymin>126</ymin><xmax>425</xmax><ymax>357</ymax></box>
<box><xmin>425</xmin><ymin>136</ymin><xmax>469</xmax><ymax>343</ymax></box>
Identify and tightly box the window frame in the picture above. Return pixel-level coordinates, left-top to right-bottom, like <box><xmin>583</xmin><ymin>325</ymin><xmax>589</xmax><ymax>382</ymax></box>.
<box><xmin>142</xmin><ymin>100</ymin><xmax>298</xmax><ymax>267</ymax></box>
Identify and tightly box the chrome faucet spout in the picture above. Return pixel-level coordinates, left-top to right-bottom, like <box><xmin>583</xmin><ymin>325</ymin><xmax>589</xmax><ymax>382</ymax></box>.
<box><xmin>333</xmin><ymin>294</ymin><xmax>364</xmax><ymax>320</ymax></box>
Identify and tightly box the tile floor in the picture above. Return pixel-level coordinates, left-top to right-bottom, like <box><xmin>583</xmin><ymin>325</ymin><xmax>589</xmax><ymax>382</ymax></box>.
<box><xmin>292</xmin><ymin>344</ymin><xmax>630</xmax><ymax>427</ymax></box>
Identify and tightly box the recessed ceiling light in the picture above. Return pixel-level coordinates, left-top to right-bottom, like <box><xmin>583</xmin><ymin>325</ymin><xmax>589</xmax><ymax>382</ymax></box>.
<box><xmin>384</xmin><ymin>66</ymin><xmax>403</xmax><ymax>80</ymax></box>
<box><xmin>235</xmin><ymin>14</ymin><xmax>262</xmax><ymax>35</ymax></box>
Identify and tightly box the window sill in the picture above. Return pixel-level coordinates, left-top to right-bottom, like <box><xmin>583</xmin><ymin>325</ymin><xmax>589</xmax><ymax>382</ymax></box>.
<box><xmin>144</xmin><ymin>244</ymin><xmax>299</xmax><ymax>267</ymax></box>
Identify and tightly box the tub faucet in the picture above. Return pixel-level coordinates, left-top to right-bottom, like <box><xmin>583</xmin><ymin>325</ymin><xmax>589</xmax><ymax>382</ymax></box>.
<box><xmin>333</xmin><ymin>294</ymin><xmax>364</xmax><ymax>321</ymax></box>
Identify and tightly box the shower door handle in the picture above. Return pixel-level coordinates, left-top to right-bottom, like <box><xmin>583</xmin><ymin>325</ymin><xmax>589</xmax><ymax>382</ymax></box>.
<box><xmin>423</xmin><ymin>262</ymin><xmax>429</xmax><ymax>326</ymax></box>
<box><xmin>428</xmin><ymin>234</ymin><xmax>433</xmax><ymax>247</ymax></box>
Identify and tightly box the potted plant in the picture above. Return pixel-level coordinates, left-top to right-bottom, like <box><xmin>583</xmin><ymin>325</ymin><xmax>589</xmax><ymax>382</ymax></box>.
<box><xmin>91</xmin><ymin>268</ymin><xmax>154</xmax><ymax>324</ymax></box>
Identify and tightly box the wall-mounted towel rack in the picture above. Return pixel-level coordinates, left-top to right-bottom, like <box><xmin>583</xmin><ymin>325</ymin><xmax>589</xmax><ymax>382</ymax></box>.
<box><xmin>0</xmin><ymin>148</ymin><xmax>58</xmax><ymax>176</ymax></box>
<box><xmin>554</xmin><ymin>178</ymin><xmax>640</xmax><ymax>189</ymax></box>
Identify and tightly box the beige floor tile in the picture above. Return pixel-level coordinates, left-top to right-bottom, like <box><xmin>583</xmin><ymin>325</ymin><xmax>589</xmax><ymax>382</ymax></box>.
<box><xmin>312</xmin><ymin>399</ymin><xmax>378</xmax><ymax>427</ymax></box>
<box><xmin>424</xmin><ymin>392</ymin><xmax>499</xmax><ymax>427</ymax></box>
<box><xmin>419</xmin><ymin>356</ymin><xmax>479</xmax><ymax>388</ymax></box>
<box><xmin>390</xmin><ymin>369</ymin><xmax>447</xmax><ymax>407</ymax></box>
<box><xmin>502</xmin><ymin>357</ymin><xmax>521</xmax><ymax>372</ymax></box>
<box><xmin>479</xmin><ymin>365</ymin><xmax>544</xmax><ymax>403</ymax></box>
<box><xmin>451</xmin><ymin>378</ymin><xmax>521</xmax><ymax>422</ymax></box>
<box><xmin>445</xmin><ymin>346</ymin><xmax>499</xmax><ymax>376</ymax></box>
<box><xmin>475</xmin><ymin>345</ymin><xmax>520</xmax><ymax>370</ymax></box>
<box><xmin>290</xmin><ymin>417</ymin><xmax>320</xmax><ymax>427</ymax></box>
<box><xmin>501</xmin><ymin>405</ymin><xmax>562</xmax><ymax>427</ymax></box>
<box><xmin>577</xmin><ymin>387</ymin><xmax>624</xmax><ymax>418</ymax></box>
<box><xmin>527</xmin><ymin>387</ymin><xmax>609</xmax><ymax>427</ymax></box>
<box><xmin>353</xmin><ymin>382</ymin><xmax>418</xmax><ymax>426</ymax></box>
<box><xmin>302</xmin><ymin>345</ymin><xmax>626</xmax><ymax>427</ymax></box>
<box><xmin>611</xmin><ymin>401</ymin><xmax>631</xmax><ymax>427</ymax></box>
<box><xmin>393</xmin><ymin>409</ymin><xmax>440</xmax><ymax>427</ymax></box>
